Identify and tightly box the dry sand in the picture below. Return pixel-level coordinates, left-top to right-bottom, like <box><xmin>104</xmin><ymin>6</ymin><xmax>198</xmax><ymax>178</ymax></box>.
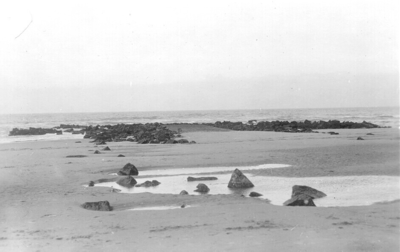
<box><xmin>0</xmin><ymin>127</ymin><xmax>399</xmax><ymax>251</ymax></box>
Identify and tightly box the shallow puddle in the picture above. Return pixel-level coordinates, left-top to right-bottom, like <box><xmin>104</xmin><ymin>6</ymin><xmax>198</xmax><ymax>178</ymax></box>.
<box><xmin>94</xmin><ymin>164</ymin><xmax>400</xmax><ymax>207</ymax></box>
<box><xmin>128</xmin><ymin>205</ymin><xmax>192</xmax><ymax>211</ymax></box>
<box><xmin>109</xmin><ymin>163</ymin><xmax>291</xmax><ymax>177</ymax></box>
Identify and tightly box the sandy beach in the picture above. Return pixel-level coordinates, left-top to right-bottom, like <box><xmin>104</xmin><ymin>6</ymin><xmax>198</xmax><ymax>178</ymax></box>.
<box><xmin>0</xmin><ymin>126</ymin><xmax>399</xmax><ymax>251</ymax></box>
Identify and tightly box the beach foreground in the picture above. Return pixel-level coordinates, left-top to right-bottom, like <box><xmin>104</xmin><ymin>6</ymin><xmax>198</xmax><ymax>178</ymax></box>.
<box><xmin>0</xmin><ymin>127</ymin><xmax>399</xmax><ymax>251</ymax></box>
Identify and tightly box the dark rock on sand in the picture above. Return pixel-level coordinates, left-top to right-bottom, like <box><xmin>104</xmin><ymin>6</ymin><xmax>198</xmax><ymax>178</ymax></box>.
<box><xmin>190</xmin><ymin>141</ymin><xmax>196</xmax><ymax>144</ymax></box>
<box><xmin>178</xmin><ymin>139</ymin><xmax>189</xmax><ymax>144</ymax></box>
<box><xmin>66</xmin><ymin>155</ymin><xmax>87</xmax><ymax>158</ymax></box>
<box><xmin>227</xmin><ymin>169</ymin><xmax>254</xmax><ymax>188</ymax></box>
<box><xmin>94</xmin><ymin>150</ymin><xmax>101</xmax><ymax>154</ymax></box>
<box><xmin>357</xmin><ymin>137</ymin><xmax>364</xmax><ymax>140</ymax></box>
<box><xmin>88</xmin><ymin>181</ymin><xmax>95</xmax><ymax>187</ymax></box>
<box><xmin>187</xmin><ymin>176</ymin><xmax>218</xmax><ymax>182</ymax></box>
<box><xmin>249</xmin><ymin>192</ymin><xmax>263</xmax><ymax>197</ymax></box>
<box><xmin>284</xmin><ymin>194</ymin><xmax>316</xmax><ymax>207</ymax></box>
<box><xmin>116</xmin><ymin>176</ymin><xmax>137</xmax><ymax>188</ymax></box>
<box><xmin>81</xmin><ymin>201</ymin><xmax>112</xmax><ymax>211</ymax></box>
<box><xmin>194</xmin><ymin>183</ymin><xmax>210</xmax><ymax>193</ymax></box>
<box><xmin>291</xmin><ymin>185</ymin><xmax>327</xmax><ymax>199</ymax></box>
<box><xmin>117</xmin><ymin>163</ymin><xmax>139</xmax><ymax>176</ymax></box>
<box><xmin>103</xmin><ymin>146</ymin><xmax>111</xmax><ymax>151</ymax></box>
<box><xmin>117</xmin><ymin>154</ymin><xmax>125</xmax><ymax>157</ymax></box>
<box><xmin>180</xmin><ymin>190</ymin><xmax>189</xmax><ymax>195</ymax></box>
<box><xmin>366</xmin><ymin>133</ymin><xmax>374</xmax><ymax>135</ymax></box>
<box><xmin>135</xmin><ymin>180</ymin><xmax>161</xmax><ymax>187</ymax></box>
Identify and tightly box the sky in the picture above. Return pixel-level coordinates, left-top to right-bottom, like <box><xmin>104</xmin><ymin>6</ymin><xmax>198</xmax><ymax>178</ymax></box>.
<box><xmin>0</xmin><ymin>0</ymin><xmax>398</xmax><ymax>114</ymax></box>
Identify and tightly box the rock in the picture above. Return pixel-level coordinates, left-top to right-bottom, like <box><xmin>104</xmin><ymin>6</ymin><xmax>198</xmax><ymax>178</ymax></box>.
<box><xmin>94</xmin><ymin>150</ymin><xmax>101</xmax><ymax>154</ymax></box>
<box><xmin>180</xmin><ymin>190</ymin><xmax>189</xmax><ymax>195</ymax></box>
<box><xmin>249</xmin><ymin>192</ymin><xmax>263</xmax><ymax>197</ymax></box>
<box><xmin>165</xmin><ymin>139</ymin><xmax>178</xmax><ymax>144</ymax></box>
<box><xmin>116</xmin><ymin>176</ymin><xmax>137</xmax><ymax>188</ymax></box>
<box><xmin>178</xmin><ymin>139</ymin><xmax>189</xmax><ymax>144</ymax></box>
<box><xmin>95</xmin><ymin>141</ymin><xmax>107</xmax><ymax>145</ymax></box>
<box><xmin>181</xmin><ymin>204</ymin><xmax>186</xmax><ymax>208</ymax></box>
<box><xmin>75</xmin><ymin>141</ymin><xmax>81</xmax><ymax>143</ymax></box>
<box><xmin>194</xmin><ymin>183</ymin><xmax>210</xmax><ymax>193</ymax></box>
<box><xmin>88</xmin><ymin>181</ymin><xmax>95</xmax><ymax>187</ymax></box>
<box><xmin>66</xmin><ymin>155</ymin><xmax>87</xmax><ymax>158</ymax></box>
<box><xmin>135</xmin><ymin>180</ymin><xmax>161</xmax><ymax>187</ymax></box>
<box><xmin>366</xmin><ymin>133</ymin><xmax>374</xmax><ymax>135</ymax></box>
<box><xmin>103</xmin><ymin>146</ymin><xmax>111</xmax><ymax>151</ymax></box>
<box><xmin>227</xmin><ymin>169</ymin><xmax>254</xmax><ymax>188</ymax></box>
<box><xmin>291</xmin><ymin>185</ymin><xmax>327</xmax><ymax>199</ymax></box>
<box><xmin>81</xmin><ymin>201</ymin><xmax>112</xmax><ymax>211</ymax></box>
<box><xmin>284</xmin><ymin>194</ymin><xmax>316</xmax><ymax>207</ymax></box>
<box><xmin>357</xmin><ymin>137</ymin><xmax>364</xmax><ymax>140</ymax></box>
<box><xmin>190</xmin><ymin>141</ymin><xmax>196</xmax><ymax>144</ymax></box>
<box><xmin>117</xmin><ymin>163</ymin><xmax>139</xmax><ymax>176</ymax></box>
<box><xmin>117</xmin><ymin>154</ymin><xmax>125</xmax><ymax>157</ymax></box>
<box><xmin>187</xmin><ymin>176</ymin><xmax>218</xmax><ymax>182</ymax></box>
<box><xmin>56</xmin><ymin>131</ymin><xmax>63</xmax><ymax>135</ymax></box>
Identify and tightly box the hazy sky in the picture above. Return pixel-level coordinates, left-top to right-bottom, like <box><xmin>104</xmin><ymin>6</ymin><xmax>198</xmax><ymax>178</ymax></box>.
<box><xmin>0</xmin><ymin>0</ymin><xmax>398</xmax><ymax>114</ymax></box>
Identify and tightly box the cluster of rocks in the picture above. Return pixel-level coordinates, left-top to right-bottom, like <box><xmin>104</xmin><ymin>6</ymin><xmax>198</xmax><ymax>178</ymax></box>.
<box><xmin>9</xmin><ymin>127</ymin><xmax>61</xmax><ymax>136</ymax></box>
<box><xmin>113</xmin><ymin>163</ymin><xmax>161</xmax><ymax>189</ymax></box>
<box><xmin>83</xmin><ymin>123</ymin><xmax>193</xmax><ymax>144</ymax></box>
<box><xmin>206</xmin><ymin>120</ymin><xmax>381</xmax><ymax>133</ymax></box>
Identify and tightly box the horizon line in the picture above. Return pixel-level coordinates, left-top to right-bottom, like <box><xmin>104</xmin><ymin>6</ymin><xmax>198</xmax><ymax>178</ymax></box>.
<box><xmin>0</xmin><ymin>106</ymin><xmax>398</xmax><ymax>116</ymax></box>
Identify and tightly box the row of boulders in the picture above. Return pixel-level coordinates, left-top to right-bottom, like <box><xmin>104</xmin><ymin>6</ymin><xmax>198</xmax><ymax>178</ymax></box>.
<box><xmin>9</xmin><ymin>120</ymin><xmax>382</xmax><ymax>137</ymax></box>
<box><xmin>206</xmin><ymin>120</ymin><xmax>381</xmax><ymax>133</ymax></box>
<box><xmin>9</xmin><ymin>127</ymin><xmax>61</xmax><ymax>136</ymax></box>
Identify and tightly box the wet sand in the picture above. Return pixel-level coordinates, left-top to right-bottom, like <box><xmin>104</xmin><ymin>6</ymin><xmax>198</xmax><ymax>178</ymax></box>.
<box><xmin>0</xmin><ymin>127</ymin><xmax>399</xmax><ymax>251</ymax></box>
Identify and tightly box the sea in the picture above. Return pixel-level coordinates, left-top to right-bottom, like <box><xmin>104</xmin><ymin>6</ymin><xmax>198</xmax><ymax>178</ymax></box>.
<box><xmin>0</xmin><ymin>107</ymin><xmax>398</xmax><ymax>144</ymax></box>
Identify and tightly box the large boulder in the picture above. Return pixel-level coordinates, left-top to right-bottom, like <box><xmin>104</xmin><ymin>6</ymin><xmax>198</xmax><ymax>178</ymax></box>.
<box><xmin>81</xmin><ymin>201</ymin><xmax>112</xmax><ymax>211</ymax></box>
<box><xmin>291</xmin><ymin>185</ymin><xmax>327</xmax><ymax>199</ymax></box>
<box><xmin>103</xmin><ymin>146</ymin><xmax>111</xmax><ymax>151</ymax></box>
<box><xmin>227</xmin><ymin>169</ymin><xmax>254</xmax><ymax>188</ymax></box>
<box><xmin>187</xmin><ymin>176</ymin><xmax>218</xmax><ymax>182</ymax></box>
<box><xmin>284</xmin><ymin>194</ymin><xmax>316</xmax><ymax>207</ymax></box>
<box><xmin>116</xmin><ymin>176</ymin><xmax>137</xmax><ymax>188</ymax></box>
<box><xmin>194</xmin><ymin>183</ymin><xmax>210</xmax><ymax>193</ymax></box>
<box><xmin>117</xmin><ymin>163</ymin><xmax>139</xmax><ymax>176</ymax></box>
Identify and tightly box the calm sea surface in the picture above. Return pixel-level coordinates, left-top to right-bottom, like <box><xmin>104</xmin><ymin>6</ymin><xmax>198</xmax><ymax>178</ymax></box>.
<box><xmin>0</xmin><ymin>107</ymin><xmax>398</xmax><ymax>143</ymax></box>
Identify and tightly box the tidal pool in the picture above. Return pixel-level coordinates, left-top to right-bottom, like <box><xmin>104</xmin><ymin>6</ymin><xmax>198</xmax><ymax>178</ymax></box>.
<box><xmin>95</xmin><ymin>164</ymin><xmax>400</xmax><ymax>207</ymax></box>
<box><xmin>109</xmin><ymin>163</ymin><xmax>291</xmax><ymax>177</ymax></box>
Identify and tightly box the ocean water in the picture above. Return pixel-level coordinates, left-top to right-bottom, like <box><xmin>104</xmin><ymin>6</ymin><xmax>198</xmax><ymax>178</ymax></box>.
<box><xmin>0</xmin><ymin>107</ymin><xmax>398</xmax><ymax>143</ymax></box>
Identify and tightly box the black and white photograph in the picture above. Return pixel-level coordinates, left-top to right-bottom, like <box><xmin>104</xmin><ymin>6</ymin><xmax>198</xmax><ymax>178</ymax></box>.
<box><xmin>0</xmin><ymin>0</ymin><xmax>398</xmax><ymax>251</ymax></box>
